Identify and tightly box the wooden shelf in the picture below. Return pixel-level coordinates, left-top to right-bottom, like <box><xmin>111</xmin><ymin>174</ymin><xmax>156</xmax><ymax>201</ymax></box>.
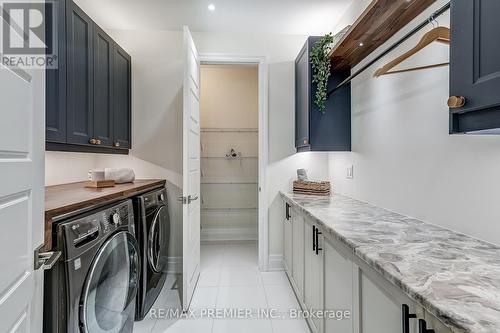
<box><xmin>329</xmin><ymin>0</ymin><xmax>437</xmax><ymax>70</ymax></box>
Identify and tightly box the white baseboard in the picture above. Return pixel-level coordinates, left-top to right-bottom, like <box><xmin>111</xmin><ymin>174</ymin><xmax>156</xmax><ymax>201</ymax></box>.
<box><xmin>167</xmin><ymin>256</ymin><xmax>182</xmax><ymax>274</ymax></box>
<box><xmin>201</xmin><ymin>227</ymin><xmax>257</xmax><ymax>242</ymax></box>
<box><xmin>267</xmin><ymin>254</ymin><xmax>284</xmax><ymax>271</ymax></box>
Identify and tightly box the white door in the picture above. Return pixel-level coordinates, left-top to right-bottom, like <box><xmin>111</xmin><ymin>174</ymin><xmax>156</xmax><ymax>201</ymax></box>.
<box><xmin>182</xmin><ymin>26</ymin><xmax>201</xmax><ymax>310</ymax></box>
<box><xmin>0</xmin><ymin>51</ymin><xmax>46</xmax><ymax>331</ymax></box>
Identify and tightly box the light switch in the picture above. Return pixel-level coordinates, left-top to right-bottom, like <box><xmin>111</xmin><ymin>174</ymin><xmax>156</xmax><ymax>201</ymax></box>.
<box><xmin>346</xmin><ymin>165</ymin><xmax>354</xmax><ymax>179</ymax></box>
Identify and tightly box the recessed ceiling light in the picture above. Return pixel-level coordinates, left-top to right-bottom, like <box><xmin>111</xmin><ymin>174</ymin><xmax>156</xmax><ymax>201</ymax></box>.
<box><xmin>358</xmin><ymin>42</ymin><xmax>364</xmax><ymax>47</ymax></box>
<box><xmin>208</xmin><ymin>3</ymin><xmax>215</xmax><ymax>11</ymax></box>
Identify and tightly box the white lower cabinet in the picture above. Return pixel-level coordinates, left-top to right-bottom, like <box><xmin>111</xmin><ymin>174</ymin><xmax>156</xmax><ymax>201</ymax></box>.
<box><xmin>360</xmin><ymin>271</ymin><xmax>420</xmax><ymax>333</ymax></box>
<box><xmin>358</xmin><ymin>267</ymin><xmax>450</xmax><ymax>333</ymax></box>
<box><xmin>291</xmin><ymin>207</ymin><xmax>304</xmax><ymax>300</ymax></box>
<box><xmin>283</xmin><ymin>203</ymin><xmax>293</xmax><ymax>276</ymax></box>
<box><xmin>303</xmin><ymin>217</ymin><xmax>324</xmax><ymax>333</ymax></box>
<box><xmin>324</xmin><ymin>238</ymin><xmax>354</xmax><ymax>333</ymax></box>
<box><xmin>282</xmin><ymin>200</ymin><xmax>451</xmax><ymax>333</ymax></box>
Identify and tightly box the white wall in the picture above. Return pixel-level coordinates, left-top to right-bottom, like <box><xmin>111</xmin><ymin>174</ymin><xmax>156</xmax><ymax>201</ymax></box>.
<box><xmin>45</xmin><ymin>29</ymin><xmax>330</xmax><ymax>261</ymax></box>
<box><xmin>330</xmin><ymin>0</ymin><xmax>500</xmax><ymax>246</ymax></box>
<box><xmin>45</xmin><ymin>151</ymin><xmax>99</xmax><ymax>186</ymax></box>
<box><xmin>332</xmin><ymin>0</ymin><xmax>370</xmax><ymax>34</ymax></box>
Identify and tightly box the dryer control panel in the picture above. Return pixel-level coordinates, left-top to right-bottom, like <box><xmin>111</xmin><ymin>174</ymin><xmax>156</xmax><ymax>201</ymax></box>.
<box><xmin>142</xmin><ymin>188</ymin><xmax>168</xmax><ymax>213</ymax></box>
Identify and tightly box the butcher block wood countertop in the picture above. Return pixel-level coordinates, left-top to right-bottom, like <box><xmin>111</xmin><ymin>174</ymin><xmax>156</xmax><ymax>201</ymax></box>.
<box><xmin>44</xmin><ymin>179</ymin><xmax>166</xmax><ymax>250</ymax></box>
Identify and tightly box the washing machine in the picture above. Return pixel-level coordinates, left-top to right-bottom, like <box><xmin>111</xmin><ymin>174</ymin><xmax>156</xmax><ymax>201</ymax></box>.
<box><xmin>44</xmin><ymin>200</ymin><xmax>140</xmax><ymax>333</ymax></box>
<box><xmin>133</xmin><ymin>187</ymin><xmax>170</xmax><ymax>320</ymax></box>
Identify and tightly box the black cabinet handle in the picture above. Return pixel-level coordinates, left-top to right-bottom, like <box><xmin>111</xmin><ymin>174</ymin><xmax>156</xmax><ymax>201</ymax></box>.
<box><xmin>315</xmin><ymin>226</ymin><xmax>322</xmax><ymax>255</ymax></box>
<box><xmin>312</xmin><ymin>225</ymin><xmax>316</xmax><ymax>251</ymax></box>
<box><xmin>285</xmin><ymin>203</ymin><xmax>290</xmax><ymax>221</ymax></box>
<box><xmin>402</xmin><ymin>304</ymin><xmax>417</xmax><ymax>333</ymax></box>
<box><xmin>418</xmin><ymin>319</ymin><xmax>435</xmax><ymax>333</ymax></box>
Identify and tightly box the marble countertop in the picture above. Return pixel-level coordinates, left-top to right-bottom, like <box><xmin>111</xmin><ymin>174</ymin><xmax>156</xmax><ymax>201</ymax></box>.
<box><xmin>280</xmin><ymin>192</ymin><xmax>500</xmax><ymax>333</ymax></box>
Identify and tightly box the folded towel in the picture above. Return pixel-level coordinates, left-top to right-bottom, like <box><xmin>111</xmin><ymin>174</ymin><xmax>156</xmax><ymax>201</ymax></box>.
<box><xmin>104</xmin><ymin>168</ymin><xmax>135</xmax><ymax>184</ymax></box>
<box><xmin>88</xmin><ymin>169</ymin><xmax>105</xmax><ymax>181</ymax></box>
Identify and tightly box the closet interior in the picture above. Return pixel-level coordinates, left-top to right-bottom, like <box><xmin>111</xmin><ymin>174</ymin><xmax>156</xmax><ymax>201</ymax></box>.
<box><xmin>199</xmin><ymin>64</ymin><xmax>259</xmax><ymax>243</ymax></box>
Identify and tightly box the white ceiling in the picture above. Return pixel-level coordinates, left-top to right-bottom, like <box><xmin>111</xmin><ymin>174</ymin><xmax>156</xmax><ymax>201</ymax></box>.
<box><xmin>74</xmin><ymin>0</ymin><xmax>353</xmax><ymax>35</ymax></box>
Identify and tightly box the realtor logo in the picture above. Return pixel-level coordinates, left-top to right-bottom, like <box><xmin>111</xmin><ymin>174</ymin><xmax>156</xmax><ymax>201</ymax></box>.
<box><xmin>1</xmin><ymin>0</ymin><xmax>57</xmax><ymax>69</ymax></box>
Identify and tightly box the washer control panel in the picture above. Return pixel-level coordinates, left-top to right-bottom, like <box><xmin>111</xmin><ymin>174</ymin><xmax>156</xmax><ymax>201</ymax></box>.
<box><xmin>60</xmin><ymin>200</ymin><xmax>134</xmax><ymax>254</ymax></box>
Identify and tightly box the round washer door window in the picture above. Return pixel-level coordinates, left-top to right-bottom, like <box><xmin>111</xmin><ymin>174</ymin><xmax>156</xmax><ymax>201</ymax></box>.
<box><xmin>81</xmin><ymin>231</ymin><xmax>139</xmax><ymax>333</ymax></box>
<box><xmin>148</xmin><ymin>205</ymin><xmax>169</xmax><ymax>273</ymax></box>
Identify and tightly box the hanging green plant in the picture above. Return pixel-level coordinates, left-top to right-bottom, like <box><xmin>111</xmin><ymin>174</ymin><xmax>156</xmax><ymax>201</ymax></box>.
<box><xmin>310</xmin><ymin>33</ymin><xmax>334</xmax><ymax>114</ymax></box>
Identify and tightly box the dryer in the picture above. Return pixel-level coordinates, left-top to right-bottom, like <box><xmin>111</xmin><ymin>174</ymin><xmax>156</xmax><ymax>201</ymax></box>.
<box><xmin>44</xmin><ymin>200</ymin><xmax>139</xmax><ymax>333</ymax></box>
<box><xmin>133</xmin><ymin>187</ymin><xmax>170</xmax><ymax>320</ymax></box>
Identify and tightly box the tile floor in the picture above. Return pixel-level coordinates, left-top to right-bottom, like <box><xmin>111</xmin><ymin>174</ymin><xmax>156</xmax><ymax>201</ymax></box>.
<box><xmin>134</xmin><ymin>242</ymin><xmax>310</xmax><ymax>333</ymax></box>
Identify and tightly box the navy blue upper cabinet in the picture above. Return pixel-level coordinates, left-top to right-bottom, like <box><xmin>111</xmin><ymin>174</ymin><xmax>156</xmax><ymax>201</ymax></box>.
<box><xmin>46</xmin><ymin>0</ymin><xmax>131</xmax><ymax>154</ymax></box>
<box><xmin>113</xmin><ymin>44</ymin><xmax>132</xmax><ymax>149</ymax></box>
<box><xmin>66</xmin><ymin>1</ymin><xmax>94</xmax><ymax>145</ymax></box>
<box><xmin>46</xmin><ymin>0</ymin><xmax>66</xmax><ymax>143</ymax></box>
<box><xmin>93</xmin><ymin>25</ymin><xmax>114</xmax><ymax>147</ymax></box>
<box><xmin>295</xmin><ymin>37</ymin><xmax>351</xmax><ymax>152</ymax></box>
<box><xmin>449</xmin><ymin>0</ymin><xmax>500</xmax><ymax>134</ymax></box>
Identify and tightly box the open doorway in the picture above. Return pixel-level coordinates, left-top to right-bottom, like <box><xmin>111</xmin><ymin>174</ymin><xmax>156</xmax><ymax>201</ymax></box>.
<box><xmin>198</xmin><ymin>63</ymin><xmax>260</xmax><ymax>281</ymax></box>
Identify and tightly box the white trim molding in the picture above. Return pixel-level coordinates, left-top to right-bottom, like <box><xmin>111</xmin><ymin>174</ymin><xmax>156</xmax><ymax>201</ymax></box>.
<box><xmin>167</xmin><ymin>256</ymin><xmax>183</xmax><ymax>274</ymax></box>
<box><xmin>199</xmin><ymin>54</ymin><xmax>269</xmax><ymax>272</ymax></box>
<box><xmin>268</xmin><ymin>254</ymin><xmax>284</xmax><ymax>271</ymax></box>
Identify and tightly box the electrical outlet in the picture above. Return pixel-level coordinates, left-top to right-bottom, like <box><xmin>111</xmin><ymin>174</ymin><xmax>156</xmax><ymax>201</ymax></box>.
<box><xmin>346</xmin><ymin>165</ymin><xmax>354</xmax><ymax>179</ymax></box>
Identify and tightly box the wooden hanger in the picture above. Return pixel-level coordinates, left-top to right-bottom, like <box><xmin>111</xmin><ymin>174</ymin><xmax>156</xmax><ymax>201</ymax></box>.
<box><xmin>374</xmin><ymin>26</ymin><xmax>450</xmax><ymax>77</ymax></box>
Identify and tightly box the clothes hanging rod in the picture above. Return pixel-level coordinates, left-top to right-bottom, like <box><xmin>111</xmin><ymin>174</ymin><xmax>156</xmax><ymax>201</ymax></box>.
<box><xmin>327</xmin><ymin>1</ymin><xmax>451</xmax><ymax>97</ymax></box>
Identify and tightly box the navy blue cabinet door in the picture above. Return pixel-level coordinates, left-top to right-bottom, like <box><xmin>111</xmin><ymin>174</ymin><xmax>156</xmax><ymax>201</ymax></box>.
<box><xmin>450</xmin><ymin>0</ymin><xmax>500</xmax><ymax>133</ymax></box>
<box><xmin>295</xmin><ymin>37</ymin><xmax>351</xmax><ymax>152</ymax></box>
<box><xmin>46</xmin><ymin>0</ymin><xmax>66</xmax><ymax>143</ymax></box>
<box><xmin>113</xmin><ymin>44</ymin><xmax>131</xmax><ymax>149</ymax></box>
<box><xmin>93</xmin><ymin>24</ymin><xmax>114</xmax><ymax>147</ymax></box>
<box><xmin>66</xmin><ymin>2</ymin><xmax>94</xmax><ymax>145</ymax></box>
<box><xmin>295</xmin><ymin>41</ymin><xmax>310</xmax><ymax>149</ymax></box>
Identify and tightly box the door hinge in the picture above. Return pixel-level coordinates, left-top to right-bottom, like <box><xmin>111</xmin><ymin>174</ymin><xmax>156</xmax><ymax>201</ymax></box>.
<box><xmin>34</xmin><ymin>244</ymin><xmax>61</xmax><ymax>271</ymax></box>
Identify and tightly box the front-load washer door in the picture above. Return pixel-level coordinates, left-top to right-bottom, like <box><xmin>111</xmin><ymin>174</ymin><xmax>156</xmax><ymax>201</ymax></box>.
<box><xmin>148</xmin><ymin>205</ymin><xmax>169</xmax><ymax>273</ymax></box>
<box><xmin>81</xmin><ymin>231</ymin><xmax>139</xmax><ymax>333</ymax></box>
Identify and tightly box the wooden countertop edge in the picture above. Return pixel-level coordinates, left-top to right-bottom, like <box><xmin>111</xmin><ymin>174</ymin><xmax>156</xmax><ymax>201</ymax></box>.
<box><xmin>44</xmin><ymin>179</ymin><xmax>166</xmax><ymax>250</ymax></box>
<box><xmin>45</xmin><ymin>179</ymin><xmax>166</xmax><ymax>217</ymax></box>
